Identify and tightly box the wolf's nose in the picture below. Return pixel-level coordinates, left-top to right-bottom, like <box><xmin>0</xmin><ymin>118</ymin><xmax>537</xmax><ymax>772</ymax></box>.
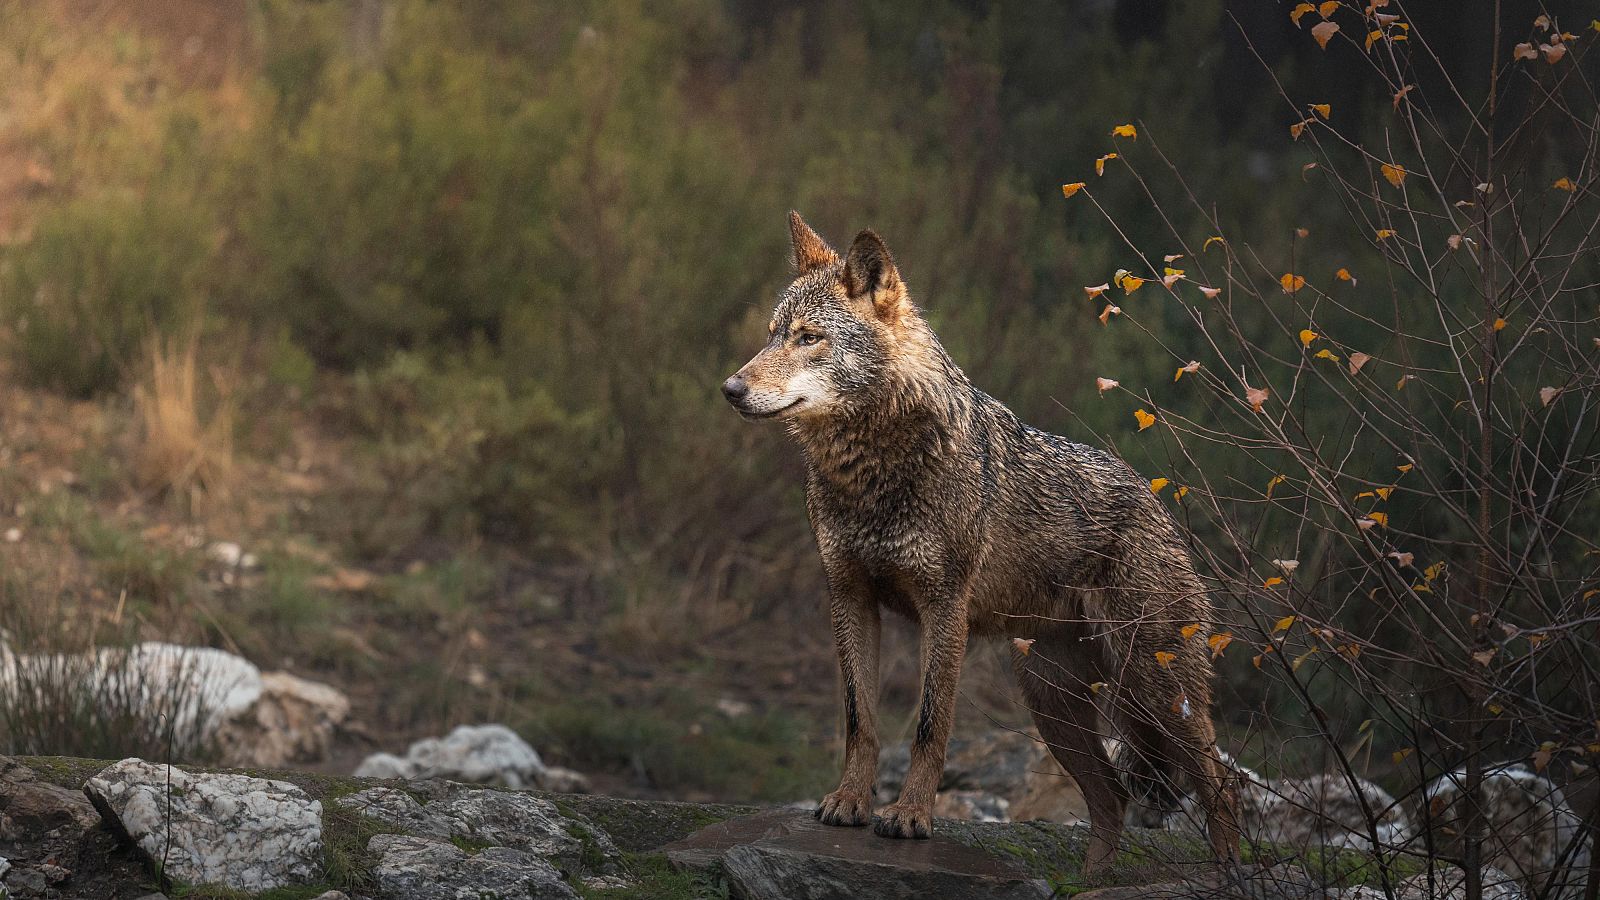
<box><xmin>722</xmin><ymin>375</ymin><xmax>749</xmax><ymax>403</ymax></box>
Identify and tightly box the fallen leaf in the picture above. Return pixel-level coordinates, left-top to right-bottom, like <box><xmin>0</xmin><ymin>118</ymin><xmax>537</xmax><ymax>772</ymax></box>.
<box><xmin>1473</xmin><ymin>649</ymin><xmax>1497</xmax><ymax>666</ymax></box>
<box><xmin>1312</xmin><ymin>20</ymin><xmax>1340</xmax><ymax>48</ymax></box>
<box><xmin>1533</xmin><ymin>745</ymin><xmax>1554</xmax><ymax>772</ymax></box>
<box><xmin>1540</xmin><ymin>386</ymin><xmax>1561</xmax><ymax>406</ymax></box>
<box><xmin>1012</xmin><ymin>637</ymin><xmax>1035</xmax><ymax>655</ymax></box>
<box><xmin>1246</xmin><ymin>384</ymin><xmax>1270</xmax><ymax>412</ymax></box>
<box><xmin>1061</xmin><ymin>182</ymin><xmax>1086</xmax><ymax>199</ymax></box>
<box><xmin>1300</xmin><ymin>328</ymin><xmax>1319</xmax><ymax>347</ymax></box>
<box><xmin>1281</xmin><ymin>273</ymin><xmax>1307</xmax><ymax>293</ymax></box>
<box><xmin>1111</xmin><ymin>123</ymin><xmax>1138</xmax><ymax>139</ymax></box>
<box><xmin>1381</xmin><ymin>163</ymin><xmax>1407</xmax><ymax>186</ymax></box>
<box><xmin>1096</xmin><ymin>376</ymin><xmax>1120</xmax><ymax>394</ymax></box>
<box><xmin>1348</xmin><ymin>351</ymin><xmax>1371</xmax><ymax>374</ymax></box>
<box><xmin>1134</xmin><ymin>408</ymin><xmax>1157</xmax><ymax>431</ymax></box>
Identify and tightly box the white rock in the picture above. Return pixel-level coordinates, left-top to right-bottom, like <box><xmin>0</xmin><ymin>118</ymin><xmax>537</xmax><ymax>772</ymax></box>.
<box><xmin>1421</xmin><ymin>764</ymin><xmax>1588</xmax><ymax>898</ymax></box>
<box><xmin>216</xmin><ymin>670</ymin><xmax>349</xmax><ymax>767</ymax></box>
<box><xmin>206</xmin><ymin>541</ymin><xmax>259</xmax><ymax>570</ymax></box>
<box><xmin>366</xmin><ymin>833</ymin><xmax>576</xmax><ymax>900</ymax></box>
<box><xmin>83</xmin><ymin>759</ymin><xmax>322</xmax><ymax>892</ymax></box>
<box><xmin>1397</xmin><ymin>864</ymin><xmax>1526</xmax><ymax>899</ymax></box>
<box><xmin>355</xmin><ymin>724</ymin><xmax>547</xmax><ymax>789</ymax></box>
<box><xmin>1163</xmin><ymin>765</ymin><xmax>1410</xmax><ymax>851</ymax></box>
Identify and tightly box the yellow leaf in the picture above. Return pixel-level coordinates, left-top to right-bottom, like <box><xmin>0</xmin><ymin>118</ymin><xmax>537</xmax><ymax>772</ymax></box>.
<box><xmin>1397</xmin><ymin>463</ymin><xmax>1413</xmax><ymax>473</ymax></box>
<box><xmin>1314</xmin><ymin>349</ymin><xmax>1340</xmax><ymax>361</ymax></box>
<box><xmin>1085</xmin><ymin>283</ymin><xmax>1110</xmax><ymax>298</ymax></box>
<box><xmin>1061</xmin><ymin>182</ymin><xmax>1087</xmax><ymax>199</ymax></box>
<box><xmin>1174</xmin><ymin>486</ymin><xmax>1189</xmax><ymax>501</ymax></box>
<box><xmin>1381</xmin><ymin>163</ymin><xmax>1407</xmax><ymax>187</ymax></box>
<box><xmin>1150</xmin><ymin>477</ymin><xmax>1170</xmax><ymax>494</ymax></box>
<box><xmin>1393</xmin><ymin>748</ymin><xmax>1414</xmax><ymax>765</ymax></box>
<box><xmin>1012</xmin><ymin>637</ymin><xmax>1035</xmax><ymax>655</ymax></box>
<box><xmin>1263</xmin><ymin>576</ymin><xmax>1284</xmax><ymax>588</ymax></box>
<box><xmin>1096</xmin><ymin>153</ymin><xmax>1118</xmax><ymax>176</ymax></box>
<box><xmin>1121</xmin><ymin>276</ymin><xmax>1145</xmax><ymax>294</ymax></box>
<box><xmin>1554</xmin><ymin>177</ymin><xmax>1577</xmax><ymax>192</ymax></box>
<box><xmin>1266</xmin><ymin>474</ymin><xmax>1287</xmax><ymax>497</ymax></box>
<box><xmin>1290</xmin><ymin>120</ymin><xmax>1309</xmax><ymax>140</ymax></box>
<box><xmin>1281</xmin><ymin>273</ymin><xmax>1307</xmax><ymax>293</ymax></box>
<box><xmin>1289</xmin><ymin>2</ymin><xmax>1316</xmax><ymax>24</ymax></box>
<box><xmin>1175</xmin><ymin>360</ymin><xmax>1200</xmax><ymax>381</ymax></box>
<box><xmin>1207</xmin><ymin>632</ymin><xmax>1233</xmax><ymax>658</ymax></box>
<box><xmin>1423</xmin><ymin>561</ymin><xmax>1445</xmax><ymax>581</ymax></box>
<box><xmin>1095</xmin><ymin>376</ymin><xmax>1120</xmax><ymax>394</ymax></box>
<box><xmin>1374</xmin><ymin>487</ymin><xmax>1393</xmax><ymax>500</ymax></box>
<box><xmin>1375</xmin><ymin>229</ymin><xmax>1396</xmax><ymax>240</ymax></box>
<box><xmin>1098</xmin><ymin>304</ymin><xmax>1121</xmax><ymax>325</ymax></box>
<box><xmin>1246</xmin><ymin>384</ymin><xmax>1270</xmax><ymax>412</ymax></box>
<box><xmin>1335</xmin><ymin>267</ymin><xmax>1355</xmax><ymax>284</ymax></box>
<box><xmin>1180</xmin><ymin>623</ymin><xmax>1203</xmax><ymax>640</ymax></box>
<box><xmin>1163</xmin><ymin>267</ymin><xmax>1185</xmax><ymax>278</ymax></box>
<box><xmin>1203</xmin><ymin>235</ymin><xmax>1226</xmax><ymax>252</ymax></box>
<box><xmin>1089</xmin><ymin>681</ymin><xmax>1107</xmax><ymax>694</ymax></box>
<box><xmin>1299</xmin><ymin>328</ymin><xmax>1318</xmax><ymax>347</ymax></box>
<box><xmin>1368</xmin><ymin>511</ymin><xmax>1388</xmax><ymax>526</ymax></box>
<box><xmin>1111</xmin><ymin>124</ymin><xmax>1138</xmax><ymax>139</ymax></box>
<box><xmin>1154</xmin><ymin>650</ymin><xmax>1177</xmax><ymax>669</ymax></box>
<box><xmin>1493</xmin><ymin>317</ymin><xmax>1507</xmax><ymax>330</ymax></box>
<box><xmin>1309</xmin><ymin>103</ymin><xmax>1331</xmax><ymax>119</ymax></box>
<box><xmin>1134</xmin><ymin>408</ymin><xmax>1156</xmax><ymax>431</ymax></box>
<box><xmin>1292</xmin><ymin>648</ymin><xmax>1319</xmax><ymax>671</ymax></box>
<box><xmin>1274</xmin><ymin>615</ymin><xmax>1297</xmax><ymax>633</ymax></box>
<box><xmin>1311</xmin><ymin>20</ymin><xmax>1340</xmax><ymax>48</ymax></box>
<box><xmin>1365</xmin><ymin>28</ymin><xmax>1383</xmax><ymax>50</ymax></box>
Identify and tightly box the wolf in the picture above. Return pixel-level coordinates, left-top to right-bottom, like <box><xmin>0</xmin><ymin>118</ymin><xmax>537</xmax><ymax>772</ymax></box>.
<box><xmin>721</xmin><ymin>212</ymin><xmax>1239</xmax><ymax>874</ymax></box>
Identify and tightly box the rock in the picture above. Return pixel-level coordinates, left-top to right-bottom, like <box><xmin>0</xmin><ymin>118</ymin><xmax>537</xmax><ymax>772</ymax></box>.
<box><xmin>934</xmin><ymin>790</ymin><xmax>1010</xmax><ymax>823</ymax></box>
<box><xmin>1011</xmin><ymin>752</ymin><xmax>1089</xmax><ymax>823</ymax></box>
<box><xmin>0</xmin><ymin>643</ymin><xmax>261</xmax><ymax>757</ymax></box>
<box><xmin>366</xmin><ymin>833</ymin><xmax>576</xmax><ymax>900</ymax></box>
<box><xmin>310</xmin><ymin>892</ymin><xmax>349</xmax><ymax>900</ymax></box>
<box><xmin>205</xmin><ymin>541</ymin><xmax>258</xmax><ymax>570</ymax></box>
<box><xmin>1396</xmin><ymin>864</ymin><xmax>1525</xmax><ymax>899</ymax></box>
<box><xmin>83</xmin><ymin>758</ymin><xmax>322</xmax><ymax>892</ymax></box>
<box><xmin>664</xmin><ymin>808</ymin><xmax>1052</xmax><ymax>899</ymax></box>
<box><xmin>540</xmin><ymin>766</ymin><xmax>592</xmax><ymax>794</ymax></box>
<box><xmin>877</xmin><ymin>730</ymin><xmax>1043</xmax><ymax>808</ymax></box>
<box><xmin>1074</xmin><ymin>864</ymin><xmax>1322</xmax><ymax>899</ymax></box>
<box><xmin>215</xmin><ymin>670</ymin><xmax>350</xmax><ymax>767</ymax></box>
<box><xmin>354</xmin><ymin>724</ymin><xmax>547</xmax><ymax>789</ymax></box>
<box><xmin>1421</xmin><ymin>764</ymin><xmax>1587</xmax><ymax>898</ymax></box>
<box><xmin>1165</xmin><ymin>769</ymin><xmax>1410</xmax><ymax>851</ymax></box>
<box><xmin>336</xmin><ymin>785</ymin><xmax>618</xmax><ymax>874</ymax></box>
<box><xmin>0</xmin><ymin>757</ymin><xmax>101</xmax><ymax>843</ymax></box>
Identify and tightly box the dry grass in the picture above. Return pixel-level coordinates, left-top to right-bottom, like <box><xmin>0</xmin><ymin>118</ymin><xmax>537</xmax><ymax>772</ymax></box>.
<box><xmin>132</xmin><ymin>339</ymin><xmax>234</xmax><ymax>506</ymax></box>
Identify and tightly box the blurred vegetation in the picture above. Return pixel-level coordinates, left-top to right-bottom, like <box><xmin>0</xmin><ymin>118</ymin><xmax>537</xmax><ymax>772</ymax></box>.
<box><xmin>0</xmin><ymin>0</ymin><xmax>1593</xmax><ymax>792</ymax></box>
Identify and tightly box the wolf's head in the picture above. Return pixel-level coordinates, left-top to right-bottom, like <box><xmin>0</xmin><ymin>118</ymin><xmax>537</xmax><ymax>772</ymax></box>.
<box><xmin>722</xmin><ymin>212</ymin><xmax>922</xmax><ymax>423</ymax></box>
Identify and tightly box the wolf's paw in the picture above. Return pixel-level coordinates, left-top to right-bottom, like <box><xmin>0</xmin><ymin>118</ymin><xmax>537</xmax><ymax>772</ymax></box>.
<box><xmin>814</xmin><ymin>788</ymin><xmax>873</xmax><ymax>826</ymax></box>
<box><xmin>872</xmin><ymin>802</ymin><xmax>933</xmax><ymax>839</ymax></box>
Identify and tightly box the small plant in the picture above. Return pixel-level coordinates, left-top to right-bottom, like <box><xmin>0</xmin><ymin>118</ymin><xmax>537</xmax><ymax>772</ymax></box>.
<box><xmin>132</xmin><ymin>338</ymin><xmax>236</xmax><ymax>506</ymax></box>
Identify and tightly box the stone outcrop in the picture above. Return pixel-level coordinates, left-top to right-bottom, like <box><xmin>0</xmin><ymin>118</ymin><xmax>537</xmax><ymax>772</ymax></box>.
<box><xmin>365</xmin><ymin>833</ymin><xmax>577</xmax><ymax>900</ymax></box>
<box><xmin>354</xmin><ymin>723</ymin><xmax>588</xmax><ymax>792</ymax></box>
<box><xmin>214</xmin><ymin>671</ymin><xmax>350</xmax><ymax>768</ymax></box>
<box><xmin>82</xmin><ymin>759</ymin><xmax>323</xmax><ymax>892</ymax></box>
<box><xmin>1421</xmin><ymin>765</ymin><xmax>1588</xmax><ymax>899</ymax></box>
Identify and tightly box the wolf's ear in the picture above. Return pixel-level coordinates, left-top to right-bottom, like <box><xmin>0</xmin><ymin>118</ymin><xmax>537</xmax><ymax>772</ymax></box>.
<box><xmin>842</xmin><ymin>229</ymin><xmax>906</xmax><ymax>322</ymax></box>
<box><xmin>789</xmin><ymin>211</ymin><xmax>839</xmax><ymax>275</ymax></box>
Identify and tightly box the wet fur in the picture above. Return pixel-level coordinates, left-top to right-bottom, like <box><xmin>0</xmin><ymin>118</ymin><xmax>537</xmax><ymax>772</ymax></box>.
<box><xmin>726</xmin><ymin>214</ymin><xmax>1240</xmax><ymax>873</ymax></box>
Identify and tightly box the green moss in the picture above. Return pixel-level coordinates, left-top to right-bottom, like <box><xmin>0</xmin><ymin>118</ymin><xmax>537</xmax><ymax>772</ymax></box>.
<box><xmin>578</xmin><ymin>853</ymin><xmax>729</xmax><ymax>900</ymax></box>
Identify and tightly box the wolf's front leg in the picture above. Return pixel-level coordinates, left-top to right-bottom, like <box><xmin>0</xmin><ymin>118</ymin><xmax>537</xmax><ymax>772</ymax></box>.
<box><xmin>876</xmin><ymin>594</ymin><xmax>968</xmax><ymax>839</ymax></box>
<box><xmin>815</xmin><ymin>564</ymin><xmax>882</xmax><ymax>827</ymax></box>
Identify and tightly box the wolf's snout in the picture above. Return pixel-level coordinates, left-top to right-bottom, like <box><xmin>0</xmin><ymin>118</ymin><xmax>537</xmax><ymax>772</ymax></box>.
<box><xmin>722</xmin><ymin>374</ymin><xmax>750</xmax><ymax>405</ymax></box>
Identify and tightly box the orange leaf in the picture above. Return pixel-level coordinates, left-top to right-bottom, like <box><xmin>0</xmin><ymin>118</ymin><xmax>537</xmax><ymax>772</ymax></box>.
<box><xmin>1309</xmin><ymin>103</ymin><xmax>1331</xmax><ymax>119</ymax></box>
<box><xmin>1263</xmin><ymin>576</ymin><xmax>1284</xmax><ymax>588</ymax></box>
<box><xmin>1493</xmin><ymin>317</ymin><xmax>1507</xmax><ymax>331</ymax></box>
<box><xmin>1207</xmin><ymin>632</ymin><xmax>1233</xmax><ymax>659</ymax></box>
<box><xmin>1280</xmin><ymin>273</ymin><xmax>1306</xmax><ymax>293</ymax></box>
<box><xmin>1174</xmin><ymin>486</ymin><xmax>1189</xmax><ymax>501</ymax></box>
<box><xmin>1289</xmin><ymin>2</ymin><xmax>1316</xmax><ymax>24</ymax></box>
<box><xmin>1375</xmin><ymin>229</ymin><xmax>1396</xmax><ymax>240</ymax></box>
<box><xmin>1096</xmin><ymin>153</ymin><xmax>1118</xmax><ymax>176</ymax></box>
<box><xmin>1318</xmin><ymin>0</ymin><xmax>1339</xmax><ymax>17</ymax></box>
<box><xmin>1374</xmin><ymin>487</ymin><xmax>1393</xmax><ymax>500</ymax></box>
<box><xmin>1134</xmin><ymin>408</ymin><xmax>1156</xmax><ymax>431</ymax></box>
<box><xmin>1266</xmin><ymin>474</ymin><xmax>1286</xmax><ymax>497</ymax></box>
<box><xmin>1061</xmin><ymin>182</ymin><xmax>1086</xmax><ymax>199</ymax></box>
<box><xmin>1554</xmin><ymin>177</ymin><xmax>1577</xmax><ymax>192</ymax></box>
<box><xmin>1085</xmin><ymin>283</ymin><xmax>1111</xmax><ymax>298</ymax></box>
<box><xmin>1180</xmin><ymin>623</ymin><xmax>1203</xmax><ymax>640</ymax></box>
<box><xmin>1335</xmin><ymin>267</ymin><xmax>1355</xmax><ymax>284</ymax></box>
<box><xmin>1274</xmin><ymin>615</ymin><xmax>1297</xmax><ymax>633</ymax></box>
<box><xmin>1098</xmin><ymin>304</ymin><xmax>1121</xmax><ymax>325</ymax></box>
<box><xmin>1299</xmin><ymin>328</ymin><xmax>1318</xmax><ymax>347</ymax></box>
<box><xmin>1150</xmin><ymin>477</ymin><xmax>1170</xmax><ymax>494</ymax></box>
<box><xmin>1154</xmin><ymin>650</ymin><xmax>1177</xmax><ymax>669</ymax></box>
<box><xmin>1368</xmin><ymin>511</ymin><xmax>1388</xmax><ymax>526</ymax></box>
<box><xmin>1111</xmin><ymin>124</ymin><xmax>1138</xmax><ymax>139</ymax></box>
<box><xmin>1289</xmin><ymin>120</ymin><xmax>1309</xmax><ymax>140</ymax></box>
<box><xmin>1012</xmin><ymin>637</ymin><xmax>1034</xmax><ymax>655</ymax></box>
<box><xmin>1381</xmin><ymin>163</ymin><xmax>1407</xmax><ymax>186</ymax></box>
<box><xmin>1312</xmin><ymin>20</ymin><xmax>1340</xmax><ymax>48</ymax></box>
<box><xmin>1121</xmin><ymin>276</ymin><xmax>1146</xmax><ymax>295</ymax></box>
<box><xmin>1392</xmin><ymin>85</ymin><xmax>1413</xmax><ymax>109</ymax></box>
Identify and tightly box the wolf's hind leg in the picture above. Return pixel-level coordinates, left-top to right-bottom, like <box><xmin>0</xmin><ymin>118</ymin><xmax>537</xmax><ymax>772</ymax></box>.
<box><xmin>1013</xmin><ymin>636</ymin><xmax>1128</xmax><ymax>878</ymax></box>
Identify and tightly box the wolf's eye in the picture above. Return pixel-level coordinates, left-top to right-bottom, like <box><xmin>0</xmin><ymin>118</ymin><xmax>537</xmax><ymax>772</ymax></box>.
<box><xmin>797</xmin><ymin>333</ymin><xmax>822</xmax><ymax>346</ymax></box>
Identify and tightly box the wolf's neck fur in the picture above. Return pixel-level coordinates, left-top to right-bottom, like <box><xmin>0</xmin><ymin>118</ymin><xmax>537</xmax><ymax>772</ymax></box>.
<box><xmin>790</xmin><ymin>317</ymin><xmax>979</xmax><ymax>490</ymax></box>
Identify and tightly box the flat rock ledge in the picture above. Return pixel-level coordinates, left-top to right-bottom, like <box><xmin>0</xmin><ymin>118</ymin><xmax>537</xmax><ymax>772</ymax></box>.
<box><xmin>4</xmin><ymin>755</ymin><xmax>1420</xmax><ymax>899</ymax></box>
